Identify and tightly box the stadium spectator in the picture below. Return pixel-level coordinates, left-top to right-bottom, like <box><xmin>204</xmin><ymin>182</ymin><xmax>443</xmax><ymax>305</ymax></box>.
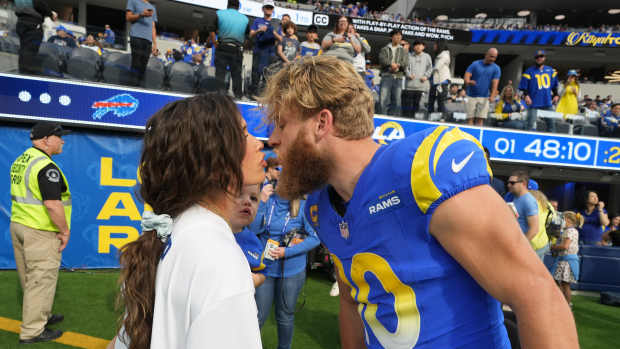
<box><xmin>276</xmin><ymin>21</ymin><xmax>300</xmax><ymax>65</ymax></box>
<box><xmin>161</xmin><ymin>49</ymin><xmax>175</xmax><ymax>65</ymax></box>
<box><xmin>349</xmin><ymin>24</ymin><xmax>371</xmax><ymax>80</ymax></box>
<box><xmin>103</xmin><ymin>24</ymin><xmax>115</xmax><ymax>47</ymax></box>
<box><xmin>15</xmin><ymin>0</ymin><xmax>57</xmax><ymax>75</ymax></box>
<box><xmin>599</xmin><ymin>103</ymin><xmax>620</xmax><ymax>137</ymax></box>
<box><xmin>602</xmin><ymin>213</ymin><xmax>620</xmax><ymax>246</ymax></box>
<box><xmin>249</xmin><ymin>0</ymin><xmax>277</xmax><ymax>97</ymax></box>
<box><xmin>300</xmin><ymin>24</ymin><xmax>320</xmax><ymax>57</ymax></box>
<box><xmin>80</xmin><ymin>34</ymin><xmax>103</xmax><ymax>55</ymax></box>
<box><xmin>448</xmin><ymin>84</ymin><xmax>459</xmax><ymax>102</ymax></box>
<box><xmin>464</xmin><ymin>48</ymin><xmax>501</xmax><ymax>126</ymax></box>
<box><xmin>208</xmin><ymin>0</ymin><xmax>249</xmax><ymax>100</ymax></box>
<box><xmin>428</xmin><ymin>40</ymin><xmax>451</xmax><ymax>114</ymax></box>
<box><xmin>529</xmin><ymin>189</ymin><xmax>552</xmax><ymax>261</ymax></box>
<box><xmin>321</xmin><ymin>15</ymin><xmax>361</xmax><ymax>64</ymax></box>
<box><xmin>260</xmin><ymin>55</ymin><xmax>578</xmax><ymax>349</ymax></box>
<box><xmin>231</xmin><ymin>184</ymin><xmax>268</xmax><ymax>288</ymax></box>
<box><xmin>402</xmin><ymin>40</ymin><xmax>432</xmax><ymax>118</ymax></box>
<box><xmin>47</xmin><ymin>25</ymin><xmax>76</xmax><ymax>47</ymax></box>
<box><xmin>495</xmin><ymin>85</ymin><xmax>525</xmax><ymax>130</ymax></box>
<box><xmin>584</xmin><ymin>100</ymin><xmax>600</xmax><ymax>119</ymax></box>
<box><xmin>126</xmin><ymin>0</ymin><xmax>158</xmax><ymax>87</ymax></box>
<box><xmin>10</xmin><ymin>122</ymin><xmax>71</xmax><ymax>344</ymax></box>
<box><xmin>550</xmin><ymin>211</ymin><xmax>583</xmax><ymax>306</ymax></box>
<box><xmin>181</xmin><ymin>39</ymin><xmax>205</xmax><ymax>64</ymax></box>
<box><xmin>507</xmin><ymin>171</ymin><xmax>541</xmax><ymax>257</ymax></box>
<box><xmin>483</xmin><ymin>147</ymin><xmax>506</xmax><ymax>197</ymax></box>
<box><xmin>274</xmin><ymin>13</ymin><xmax>295</xmax><ymax>42</ymax></box>
<box><xmin>253</xmin><ymin>160</ymin><xmax>320</xmax><ymax>349</ymax></box>
<box><xmin>456</xmin><ymin>88</ymin><xmax>468</xmax><ymax>103</ymax></box>
<box><xmin>579</xmin><ymin>190</ymin><xmax>610</xmax><ymax>245</ymax></box>
<box><xmin>379</xmin><ymin>29</ymin><xmax>408</xmax><ymax>116</ymax></box>
<box><xmin>556</xmin><ymin>70</ymin><xmax>580</xmax><ymax>117</ymax></box>
<box><xmin>112</xmin><ymin>94</ymin><xmax>265</xmax><ymax>349</ymax></box>
<box><xmin>519</xmin><ymin>50</ymin><xmax>559</xmax><ymax>132</ymax></box>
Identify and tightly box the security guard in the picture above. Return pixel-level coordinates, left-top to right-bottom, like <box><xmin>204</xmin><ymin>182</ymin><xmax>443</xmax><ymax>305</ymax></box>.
<box><xmin>15</xmin><ymin>0</ymin><xmax>57</xmax><ymax>74</ymax></box>
<box><xmin>10</xmin><ymin>122</ymin><xmax>71</xmax><ymax>344</ymax></box>
<box><xmin>207</xmin><ymin>0</ymin><xmax>250</xmax><ymax>99</ymax></box>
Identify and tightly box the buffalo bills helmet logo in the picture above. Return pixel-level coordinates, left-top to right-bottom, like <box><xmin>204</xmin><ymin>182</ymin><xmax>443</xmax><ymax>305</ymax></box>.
<box><xmin>91</xmin><ymin>94</ymin><xmax>139</xmax><ymax>120</ymax></box>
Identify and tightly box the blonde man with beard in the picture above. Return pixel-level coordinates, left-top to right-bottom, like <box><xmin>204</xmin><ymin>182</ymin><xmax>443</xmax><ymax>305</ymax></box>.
<box><xmin>259</xmin><ymin>55</ymin><xmax>578</xmax><ymax>349</ymax></box>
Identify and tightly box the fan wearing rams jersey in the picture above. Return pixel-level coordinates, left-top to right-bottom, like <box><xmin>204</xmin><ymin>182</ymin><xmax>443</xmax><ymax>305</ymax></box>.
<box><xmin>259</xmin><ymin>55</ymin><xmax>578</xmax><ymax>349</ymax></box>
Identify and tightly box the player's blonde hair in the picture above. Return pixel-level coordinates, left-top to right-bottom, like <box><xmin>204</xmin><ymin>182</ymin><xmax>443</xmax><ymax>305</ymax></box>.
<box><xmin>258</xmin><ymin>55</ymin><xmax>374</xmax><ymax>140</ymax></box>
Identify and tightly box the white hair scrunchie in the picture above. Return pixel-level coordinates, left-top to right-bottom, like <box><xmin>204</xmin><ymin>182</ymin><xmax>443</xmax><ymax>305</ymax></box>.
<box><xmin>141</xmin><ymin>211</ymin><xmax>173</xmax><ymax>243</ymax></box>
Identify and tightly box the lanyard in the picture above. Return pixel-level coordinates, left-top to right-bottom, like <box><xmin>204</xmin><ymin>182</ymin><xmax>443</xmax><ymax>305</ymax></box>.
<box><xmin>265</xmin><ymin>198</ymin><xmax>291</xmax><ymax>235</ymax></box>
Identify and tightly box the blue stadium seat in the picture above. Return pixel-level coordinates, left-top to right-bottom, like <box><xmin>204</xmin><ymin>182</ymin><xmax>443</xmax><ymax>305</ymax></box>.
<box><xmin>582</xmin><ymin>124</ymin><xmax>599</xmax><ymax>137</ymax></box>
<box><xmin>556</xmin><ymin>121</ymin><xmax>570</xmax><ymax>134</ymax></box>
<box><xmin>67</xmin><ymin>47</ymin><xmax>102</xmax><ymax>82</ymax></box>
<box><xmin>196</xmin><ymin>65</ymin><xmax>217</xmax><ymax>93</ymax></box>
<box><xmin>0</xmin><ymin>35</ymin><xmax>19</xmax><ymax>54</ymax></box>
<box><xmin>37</xmin><ymin>42</ymin><xmax>65</xmax><ymax>77</ymax></box>
<box><xmin>102</xmin><ymin>52</ymin><xmax>133</xmax><ymax>86</ymax></box>
<box><xmin>144</xmin><ymin>56</ymin><xmax>165</xmax><ymax>90</ymax></box>
<box><xmin>168</xmin><ymin>61</ymin><xmax>196</xmax><ymax>93</ymax></box>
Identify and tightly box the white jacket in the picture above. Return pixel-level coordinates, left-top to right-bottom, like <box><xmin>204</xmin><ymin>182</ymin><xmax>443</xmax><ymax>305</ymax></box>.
<box><xmin>432</xmin><ymin>50</ymin><xmax>451</xmax><ymax>85</ymax></box>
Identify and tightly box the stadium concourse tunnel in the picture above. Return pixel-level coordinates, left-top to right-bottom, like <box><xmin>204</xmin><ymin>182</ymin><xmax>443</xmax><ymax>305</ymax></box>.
<box><xmin>0</xmin><ymin>37</ymin><xmax>218</xmax><ymax>94</ymax></box>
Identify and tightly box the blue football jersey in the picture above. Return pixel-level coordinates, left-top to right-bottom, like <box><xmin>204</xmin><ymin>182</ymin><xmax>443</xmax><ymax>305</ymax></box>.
<box><xmin>300</xmin><ymin>41</ymin><xmax>321</xmax><ymax>57</ymax></box>
<box><xmin>234</xmin><ymin>227</ymin><xmax>270</xmax><ymax>272</ymax></box>
<box><xmin>518</xmin><ymin>65</ymin><xmax>558</xmax><ymax>108</ymax></box>
<box><xmin>305</xmin><ymin>126</ymin><xmax>510</xmax><ymax>349</ymax></box>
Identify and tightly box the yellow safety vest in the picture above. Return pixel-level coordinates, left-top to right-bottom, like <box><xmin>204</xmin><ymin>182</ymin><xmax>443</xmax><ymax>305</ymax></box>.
<box><xmin>10</xmin><ymin>147</ymin><xmax>72</xmax><ymax>232</ymax></box>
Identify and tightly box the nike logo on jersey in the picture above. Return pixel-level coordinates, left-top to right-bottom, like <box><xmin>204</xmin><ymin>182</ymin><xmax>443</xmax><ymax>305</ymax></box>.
<box><xmin>451</xmin><ymin>151</ymin><xmax>474</xmax><ymax>173</ymax></box>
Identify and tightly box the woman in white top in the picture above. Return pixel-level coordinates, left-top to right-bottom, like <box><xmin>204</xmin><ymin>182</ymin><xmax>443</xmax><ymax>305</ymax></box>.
<box><xmin>428</xmin><ymin>40</ymin><xmax>451</xmax><ymax>114</ymax></box>
<box><xmin>110</xmin><ymin>93</ymin><xmax>266</xmax><ymax>349</ymax></box>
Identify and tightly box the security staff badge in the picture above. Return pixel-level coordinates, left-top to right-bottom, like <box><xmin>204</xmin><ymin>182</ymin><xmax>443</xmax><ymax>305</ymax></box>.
<box><xmin>339</xmin><ymin>221</ymin><xmax>349</xmax><ymax>240</ymax></box>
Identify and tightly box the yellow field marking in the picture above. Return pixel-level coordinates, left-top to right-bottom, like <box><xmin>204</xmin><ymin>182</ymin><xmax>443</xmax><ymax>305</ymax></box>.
<box><xmin>0</xmin><ymin>316</ymin><xmax>111</xmax><ymax>348</ymax></box>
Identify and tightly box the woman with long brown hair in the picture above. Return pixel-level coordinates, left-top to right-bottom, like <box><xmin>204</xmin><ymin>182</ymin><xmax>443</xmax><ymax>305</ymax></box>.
<box><xmin>111</xmin><ymin>93</ymin><xmax>266</xmax><ymax>349</ymax></box>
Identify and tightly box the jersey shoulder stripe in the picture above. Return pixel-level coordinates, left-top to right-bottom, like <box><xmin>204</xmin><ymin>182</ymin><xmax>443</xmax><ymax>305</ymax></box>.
<box><xmin>409</xmin><ymin>126</ymin><xmax>491</xmax><ymax>215</ymax></box>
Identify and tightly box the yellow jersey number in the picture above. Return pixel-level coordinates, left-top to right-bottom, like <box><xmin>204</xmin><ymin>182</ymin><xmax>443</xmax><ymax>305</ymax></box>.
<box><xmin>333</xmin><ymin>253</ymin><xmax>421</xmax><ymax>348</ymax></box>
<box><xmin>535</xmin><ymin>73</ymin><xmax>551</xmax><ymax>89</ymax></box>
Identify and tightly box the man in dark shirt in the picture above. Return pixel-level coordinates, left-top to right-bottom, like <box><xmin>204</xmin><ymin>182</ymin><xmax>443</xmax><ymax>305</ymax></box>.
<box><xmin>10</xmin><ymin>122</ymin><xmax>71</xmax><ymax>344</ymax></box>
<box><xmin>14</xmin><ymin>0</ymin><xmax>57</xmax><ymax>74</ymax></box>
<box><xmin>248</xmin><ymin>0</ymin><xmax>277</xmax><ymax>97</ymax></box>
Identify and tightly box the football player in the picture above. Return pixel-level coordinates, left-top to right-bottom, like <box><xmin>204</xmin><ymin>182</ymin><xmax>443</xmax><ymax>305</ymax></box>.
<box><xmin>260</xmin><ymin>55</ymin><xmax>578</xmax><ymax>349</ymax></box>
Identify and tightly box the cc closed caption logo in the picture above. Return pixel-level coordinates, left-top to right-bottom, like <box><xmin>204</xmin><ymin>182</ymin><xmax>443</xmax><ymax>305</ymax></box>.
<box><xmin>314</xmin><ymin>14</ymin><xmax>328</xmax><ymax>26</ymax></box>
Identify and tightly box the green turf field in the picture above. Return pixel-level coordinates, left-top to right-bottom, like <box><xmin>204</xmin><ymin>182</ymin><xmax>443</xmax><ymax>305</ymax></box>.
<box><xmin>0</xmin><ymin>269</ymin><xmax>619</xmax><ymax>348</ymax></box>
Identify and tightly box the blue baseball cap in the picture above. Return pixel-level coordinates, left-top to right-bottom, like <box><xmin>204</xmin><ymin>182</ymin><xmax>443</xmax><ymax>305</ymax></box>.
<box><xmin>527</xmin><ymin>179</ymin><xmax>539</xmax><ymax>191</ymax></box>
<box><xmin>567</xmin><ymin>69</ymin><xmax>578</xmax><ymax>77</ymax></box>
<box><xmin>534</xmin><ymin>50</ymin><xmax>546</xmax><ymax>58</ymax></box>
<box><xmin>56</xmin><ymin>25</ymin><xmax>67</xmax><ymax>32</ymax></box>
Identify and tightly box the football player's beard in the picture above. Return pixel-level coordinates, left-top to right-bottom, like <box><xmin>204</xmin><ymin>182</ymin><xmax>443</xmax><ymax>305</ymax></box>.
<box><xmin>276</xmin><ymin>128</ymin><xmax>331</xmax><ymax>200</ymax></box>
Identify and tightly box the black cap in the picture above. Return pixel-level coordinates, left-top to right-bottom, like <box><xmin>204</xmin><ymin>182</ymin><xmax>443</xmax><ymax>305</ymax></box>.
<box><xmin>30</xmin><ymin>122</ymin><xmax>71</xmax><ymax>140</ymax></box>
<box><xmin>307</xmin><ymin>24</ymin><xmax>318</xmax><ymax>33</ymax></box>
